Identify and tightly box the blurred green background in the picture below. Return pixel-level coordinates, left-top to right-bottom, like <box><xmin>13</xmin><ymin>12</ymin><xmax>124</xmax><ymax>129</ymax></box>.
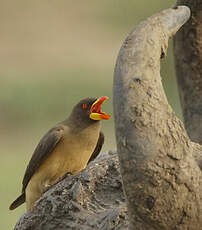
<box><xmin>1</xmin><ymin>0</ymin><xmax>181</xmax><ymax>229</ymax></box>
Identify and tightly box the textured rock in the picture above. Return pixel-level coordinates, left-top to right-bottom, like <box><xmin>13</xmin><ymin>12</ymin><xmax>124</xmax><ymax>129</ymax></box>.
<box><xmin>14</xmin><ymin>150</ymin><xmax>128</xmax><ymax>230</ymax></box>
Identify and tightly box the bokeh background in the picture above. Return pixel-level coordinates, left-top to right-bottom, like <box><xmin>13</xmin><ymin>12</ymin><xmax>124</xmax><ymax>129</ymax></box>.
<box><xmin>1</xmin><ymin>0</ymin><xmax>180</xmax><ymax>229</ymax></box>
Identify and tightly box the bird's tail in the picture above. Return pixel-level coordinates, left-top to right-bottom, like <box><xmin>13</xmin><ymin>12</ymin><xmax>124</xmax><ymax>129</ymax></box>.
<box><xmin>9</xmin><ymin>193</ymin><xmax>25</xmax><ymax>210</ymax></box>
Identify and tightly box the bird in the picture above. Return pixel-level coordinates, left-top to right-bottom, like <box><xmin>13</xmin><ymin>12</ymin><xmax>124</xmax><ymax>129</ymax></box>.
<box><xmin>9</xmin><ymin>96</ymin><xmax>110</xmax><ymax>211</ymax></box>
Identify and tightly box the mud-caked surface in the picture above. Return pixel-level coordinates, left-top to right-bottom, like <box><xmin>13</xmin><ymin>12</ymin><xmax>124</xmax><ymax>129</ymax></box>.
<box><xmin>14</xmin><ymin>150</ymin><xmax>128</xmax><ymax>230</ymax></box>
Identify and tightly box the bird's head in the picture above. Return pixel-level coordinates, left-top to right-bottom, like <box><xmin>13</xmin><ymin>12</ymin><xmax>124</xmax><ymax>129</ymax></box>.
<box><xmin>70</xmin><ymin>96</ymin><xmax>111</xmax><ymax>124</ymax></box>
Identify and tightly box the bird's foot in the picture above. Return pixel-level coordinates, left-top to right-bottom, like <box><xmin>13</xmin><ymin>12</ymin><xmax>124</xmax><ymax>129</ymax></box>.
<box><xmin>43</xmin><ymin>183</ymin><xmax>53</xmax><ymax>192</ymax></box>
<box><xmin>55</xmin><ymin>172</ymin><xmax>73</xmax><ymax>185</ymax></box>
<box><xmin>61</xmin><ymin>172</ymin><xmax>73</xmax><ymax>180</ymax></box>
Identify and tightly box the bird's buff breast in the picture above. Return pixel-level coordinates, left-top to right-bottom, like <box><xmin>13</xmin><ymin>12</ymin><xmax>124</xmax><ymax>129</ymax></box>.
<box><xmin>27</xmin><ymin>125</ymin><xmax>100</xmax><ymax>196</ymax></box>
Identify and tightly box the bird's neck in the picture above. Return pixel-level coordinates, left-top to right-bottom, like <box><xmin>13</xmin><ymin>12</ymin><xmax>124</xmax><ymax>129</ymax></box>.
<box><xmin>63</xmin><ymin>116</ymin><xmax>100</xmax><ymax>132</ymax></box>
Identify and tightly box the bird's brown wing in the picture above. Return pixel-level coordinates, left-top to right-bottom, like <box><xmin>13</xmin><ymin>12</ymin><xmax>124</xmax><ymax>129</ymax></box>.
<box><xmin>88</xmin><ymin>131</ymin><xmax>104</xmax><ymax>164</ymax></box>
<box><xmin>22</xmin><ymin>126</ymin><xmax>64</xmax><ymax>193</ymax></box>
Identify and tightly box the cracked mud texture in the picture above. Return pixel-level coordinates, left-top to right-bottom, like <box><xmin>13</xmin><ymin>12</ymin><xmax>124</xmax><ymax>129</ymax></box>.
<box><xmin>14</xmin><ymin>150</ymin><xmax>128</xmax><ymax>230</ymax></box>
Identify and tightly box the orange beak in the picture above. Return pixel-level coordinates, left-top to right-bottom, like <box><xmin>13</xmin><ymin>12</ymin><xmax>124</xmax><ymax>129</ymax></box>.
<box><xmin>89</xmin><ymin>96</ymin><xmax>111</xmax><ymax>120</ymax></box>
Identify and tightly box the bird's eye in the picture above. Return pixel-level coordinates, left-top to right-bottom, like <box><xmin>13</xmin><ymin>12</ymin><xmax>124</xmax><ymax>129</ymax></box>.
<box><xmin>82</xmin><ymin>104</ymin><xmax>87</xmax><ymax>109</ymax></box>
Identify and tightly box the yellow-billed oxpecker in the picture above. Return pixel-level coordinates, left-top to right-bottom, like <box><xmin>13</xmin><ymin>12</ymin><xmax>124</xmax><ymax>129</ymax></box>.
<box><xmin>9</xmin><ymin>96</ymin><xmax>110</xmax><ymax>211</ymax></box>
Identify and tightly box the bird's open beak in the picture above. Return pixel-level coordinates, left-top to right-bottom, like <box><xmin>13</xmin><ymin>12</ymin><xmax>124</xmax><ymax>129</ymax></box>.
<box><xmin>89</xmin><ymin>96</ymin><xmax>111</xmax><ymax>120</ymax></box>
